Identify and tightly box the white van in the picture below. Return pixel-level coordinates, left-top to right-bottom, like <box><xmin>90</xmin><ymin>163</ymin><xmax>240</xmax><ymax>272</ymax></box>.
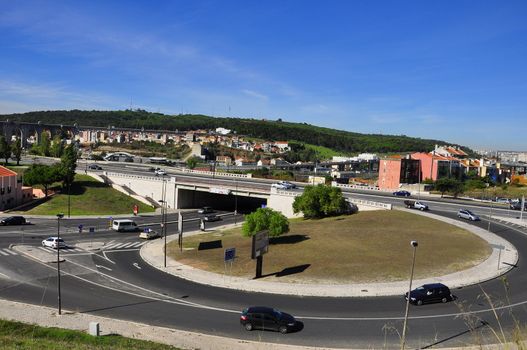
<box><xmin>112</xmin><ymin>219</ymin><xmax>138</xmax><ymax>232</ymax></box>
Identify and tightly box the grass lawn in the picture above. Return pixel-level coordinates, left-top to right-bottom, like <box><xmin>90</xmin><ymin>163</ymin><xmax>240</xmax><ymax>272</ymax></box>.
<box><xmin>22</xmin><ymin>174</ymin><xmax>154</xmax><ymax>216</ymax></box>
<box><xmin>168</xmin><ymin>211</ymin><xmax>491</xmax><ymax>283</ymax></box>
<box><xmin>0</xmin><ymin>319</ymin><xmax>179</xmax><ymax>350</ymax></box>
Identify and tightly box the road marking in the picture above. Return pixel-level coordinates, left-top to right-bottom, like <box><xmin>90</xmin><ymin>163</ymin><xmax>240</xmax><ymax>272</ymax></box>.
<box><xmin>101</xmin><ymin>251</ymin><xmax>116</xmax><ymax>264</ymax></box>
<box><xmin>95</xmin><ymin>264</ymin><xmax>113</xmax><ymax>271</ymax></box>
<box><xmin>0</xmin><ymin>250</ymin><xmax>9</xmax><ymax>256</ymax></box>
<box><xmin>133</xmin><ymin>262</ymin><xmax>141</xmax><ymax>269</ymax></box>
<box><xmin>130</xmin><ymin>241</ymin><xmax>146</xmax><ymax>248</ymax></box>
<box><xmin>4</xmin><ymin>249</ymin><xmax>17</xmax><ymax>255</ymax></box>
<box><xmin>121</xmin><ymin>242</ymin><xmax>137</xmax><ymax>249</ymax></box>
<box><xmin>111</xmin><ymin>243</ymin><xmax>130</xmax><ymax>249</ymax></box>
<box><xmin>0</xmin><ymin>271</ymin><xmax>9</xmax><ymax>279</ymax></box>
<box><xmin>102</xmin><ymin>242</ymin><xmax>121</xmax><ymax>250</ymax></box>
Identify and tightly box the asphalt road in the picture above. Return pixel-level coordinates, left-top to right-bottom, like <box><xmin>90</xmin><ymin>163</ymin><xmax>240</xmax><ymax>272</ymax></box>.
<box><xmin>1</xmin><ymin>162</ymin><xmax>527</xmax><ymax>348</ymax></box>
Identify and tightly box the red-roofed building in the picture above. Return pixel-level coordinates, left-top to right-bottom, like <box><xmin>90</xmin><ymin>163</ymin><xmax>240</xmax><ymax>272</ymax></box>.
<box><xmin>0</xmin><ymin>166</ymin><xmax>32</xmax><ymax>211</ymax></box>
<box><xmin>433</xmin><ymin>145</ymin><xmax>468</xmax><ymax>158</ymax></box>
<box><xmin>378</xmin><ymin>155</ymin><xmax>420</xmax><ymax>190</ymax></box>
<box><xmin>411</xmin><ymin>152</ymin><xmax>463</xmax><ymax>182</ymax></box>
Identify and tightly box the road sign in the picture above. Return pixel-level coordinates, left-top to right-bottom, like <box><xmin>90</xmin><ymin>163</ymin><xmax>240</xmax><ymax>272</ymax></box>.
<box><xmin>251</xmin><ymin>230</ymin><xmax>269</xmax><ymax>259</ymax></box>
<box><xmin>224</xmin><ymin>248</ymin><xmax>236</xmax><ymax>262</ymax></box>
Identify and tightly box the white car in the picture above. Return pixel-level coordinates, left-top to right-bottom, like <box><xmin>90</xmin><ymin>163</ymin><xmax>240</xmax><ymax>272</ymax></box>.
<box><xmin>42</xmin><ymin>237</ymin><xmax>66</xmax><ymax>249</ymax></box>
<box><xmin>271</xmin><ymin>181</ymin><xmax>295</xmax><ymax>190</ymax></box>
<box><xmin>155</xmin><ymin>169</ymin><xmax>167</xmax><ymax>176</ymax></box>
<box><xmin>139</xmin><ymin>228</ymin><xmax>161</xmax><ymax>239</ymax></box>
<box><xmin>457</xmin><ymin>209</ymin><xmax>480</xmax><ymax>221</ymax></box>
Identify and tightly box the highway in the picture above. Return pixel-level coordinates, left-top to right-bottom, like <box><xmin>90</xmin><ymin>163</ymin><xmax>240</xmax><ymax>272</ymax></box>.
<box><xmin>1</xmin><ymin>162</ymin><xmax>526</xmax><ymax>348</ymax></box>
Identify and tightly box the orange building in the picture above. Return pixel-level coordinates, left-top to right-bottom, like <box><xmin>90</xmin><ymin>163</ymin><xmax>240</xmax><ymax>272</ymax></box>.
<box><xmin>0</xmin><ymin>166</ymin><xmax>32</xmax><ymax>211</ymax></box>
<box><xmin>378</xmin><ymin>156</ymin><xmax>420</xmax><ymax>190</ymax></box>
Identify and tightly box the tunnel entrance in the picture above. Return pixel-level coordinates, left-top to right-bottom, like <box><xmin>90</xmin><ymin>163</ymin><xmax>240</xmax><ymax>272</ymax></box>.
<box><xmin>177</xmin><ymin>189</ymin><xmax>266</xmax><ymax>213</ymax></box>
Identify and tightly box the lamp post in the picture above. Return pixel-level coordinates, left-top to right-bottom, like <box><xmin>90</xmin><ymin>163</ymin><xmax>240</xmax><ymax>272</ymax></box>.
<box><xmin>159</xmin><ymin>175</ymin><xmax>168</xmax><ymax>268</ymax></box>
<box><xmin>401</xmin><ymin>240</ymin><xmax>418</xmax><ymax>350</ymax></box>
<box><xmin>234</xmin><ymin>179</ymin><xmax>238</xmax><ymax>225</ymax></box>
<box><xmin>56</xmin><ymin>213</ymin><xmax>64</xmax><ymax>315</ymax></box>
<box><xmin>67</xmin><ymin>182</ymin><xmax>71</xmax><ymax>218</ymax></box>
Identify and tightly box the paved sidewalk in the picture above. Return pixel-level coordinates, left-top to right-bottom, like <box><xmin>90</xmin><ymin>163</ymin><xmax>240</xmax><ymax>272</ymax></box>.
<box><xmin>140</xmin><ymin>209</ymin><xmax>519</xmax><ymax>297</ymax></box>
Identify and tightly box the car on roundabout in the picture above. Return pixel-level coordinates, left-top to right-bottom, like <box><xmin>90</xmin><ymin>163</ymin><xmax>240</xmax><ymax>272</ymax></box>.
<box><xmin>87</xmin><ymin>164</ymin><xmax>102</xmax><ymax>170</ymax></box>
<box><xmin>139</xmin><ymin>228</ymin><xmax>161</xmax><ymax>239</ymax></box>
<box><xmin>405</xmin><ymin>283</ymin><xmax>453</xmax><ymax>306</ymax></box>
<box><xmin>240</xmin><ymin>306</ymin><xmax>297</xmax><ymax>334</ymax></box>
<box><xmin>1</xmin><ymin>216</ymin><xmax>29</xmax><ymax>226</ymax></box>
<box><xmin>457</xmin><ymin>209</ymin><xmax>480</xmax><ymax>221</ymax></box>
<box><xmin>42</xmin><ymin>237</ymin><xmax>66</xmax><ymax>249</ymax></box>
<box><xmin>155</xmin><ymin>169</ymin><xmax>167</xmax><ymax>176</ymax></box>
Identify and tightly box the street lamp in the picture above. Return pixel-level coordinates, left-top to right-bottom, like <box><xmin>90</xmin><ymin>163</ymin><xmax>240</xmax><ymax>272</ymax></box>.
<box><xmin>56</xmin><ymin>213</ymin><xmax>64</xmax><ymax>315</ymax></box>
<box><xmin>234</xmin><ymin>179</ymin><xmax>238</xmax><ymax>225</ymax></box>
<box><xmin>401</xmin><ymin>240</ymin><xmax>418</xmax><ymax>350</ymax></box>
<box><xmin>159</xmin><ymin>175</ymin><xmax>168</xmax><ymax>267</ymax></box>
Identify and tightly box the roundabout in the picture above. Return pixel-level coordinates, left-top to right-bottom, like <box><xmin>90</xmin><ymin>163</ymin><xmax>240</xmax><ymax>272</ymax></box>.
<box><xmin>0</xmin><ymin>200</ymin><xmax>526</xmax><ymax>349</ymax></box>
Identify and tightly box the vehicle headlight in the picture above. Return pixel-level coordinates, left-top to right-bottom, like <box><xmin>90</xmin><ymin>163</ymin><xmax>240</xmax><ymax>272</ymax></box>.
<box><xmin>287</xmin><ymin>322</ymin><xmax>295</xmax><ymax>326</ymax></box>
<box><xmin>410</xmin><ymin>297</ymin><xmax>416</xmax><ymax>301</ymax></box>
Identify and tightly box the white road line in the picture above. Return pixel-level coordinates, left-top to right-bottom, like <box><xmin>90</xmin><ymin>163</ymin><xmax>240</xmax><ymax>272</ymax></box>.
<box><xmin>102</xmin><ymin>242</ymin><xmax>121</xmax><ymax>250</ymax></box>
<box><xmin>38</xmin><ymin>247</ymin><xmax>51</xmax><ymax>252</ymax></box>
<box><xmin>111</xmin><ymin>243</ymin><xmax>130</xmax><ymax>249</ymax></box>
<box><xmin>95</xmin><ymin>264</ymin><xmax>113</xmax><ymax>271</ymax></box>
<box><xmin>130</xmin><ymin>241</ymin><xmax>146</xmax><ymax>248</ymax></box>
<box><xmin>4</xmin><ymin>249</ymin><xmax>17</xmax><ymax>255</ymax></box>
<box><xmin>121</xmin><ymin>242</ymin><xmax>137</xmax><ymax>249</ymax></box>
<box><xmin>133</xmin><ymin>262</ymin><xmax>141</xmax><ymax>269</ymax></box>
<box><xmin>0</xmin><ymin>250</ymin><xmax>9</xmax><ymax>256</ymax></box>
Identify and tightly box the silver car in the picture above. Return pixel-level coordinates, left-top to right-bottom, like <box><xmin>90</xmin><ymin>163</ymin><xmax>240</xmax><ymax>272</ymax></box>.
<box><xmin>457</xmin><ymin>209</ymin><xmax>480</xmax><ymax>221</ymax></box>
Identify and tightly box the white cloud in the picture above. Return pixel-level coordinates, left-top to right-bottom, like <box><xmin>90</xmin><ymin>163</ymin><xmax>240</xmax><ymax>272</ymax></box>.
<box><xmin>241</xmin><ymin>89</ymin><xmax>268</xmax><ymax>101</ymax></box>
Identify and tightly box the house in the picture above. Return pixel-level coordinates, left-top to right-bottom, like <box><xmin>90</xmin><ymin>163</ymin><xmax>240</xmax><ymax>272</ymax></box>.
<box><xmin>216</xmin><ymin>155</ymin><xmax>232</xmax><ymax>166</ymax></box>
<box><xmin>0</xmin><ymin>166</ymin><xmax>32</xmax><ymax>211</ymax></box>
<box><xmin>411</xmin><ymin>152</ymin><xmax>463</xmax><ymax>181</ymax></box>
<box><xmin>378</xmin><ymin>155</ymin><xmax>420</xmax><ymax>190</ymax></box>
<box><xmin>270</xmin><ymin>158</ymin><xmax>291</xmax><ymax>167</ymax></box>
<box><xmin>433</xmin><ymin>145</ymin><xmax>468</xmax><ymax>159</ymax></box>
<box><xmin>274</xmin><ymin>141</ymin><xmax>289</xmax><ymax>152</ymax></box>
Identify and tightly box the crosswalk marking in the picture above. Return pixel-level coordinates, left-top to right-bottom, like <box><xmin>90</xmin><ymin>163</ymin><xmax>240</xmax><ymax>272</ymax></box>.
<box><xmin>120</xmin><ymin>242</ymin><xmax>137</xmax><ymax>249</ymax></box>
<box><xmin>110</xmin><ymin>243</ymin><xmax>130</xmax><ymax>249</ymax></box>
<box><xmin>130</xmin><ymin>241</ymin><xmax>147</xmax><ymax>248</ymax></box>
<box><xmin>0</xmin><ymin>250</ymin><xmax>9</xmax><ymax>256</ymax></box>
<box><xmin>101</xmin><ymin>241</ymin><xmax>146</xmax><ymax>250</ymax></box>
<box><xmin>102</xmin><ymin>242</ymin><xmax>121</xmax><ymax>250</ymax></box>
<box><xmin>4</xmin><ymin>249</ymin><xmax>17</xmax><ymax>255</ymax></box>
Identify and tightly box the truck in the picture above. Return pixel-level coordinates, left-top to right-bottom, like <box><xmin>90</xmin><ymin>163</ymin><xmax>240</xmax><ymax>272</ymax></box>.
<box><xmin>404</xmin><ymin>200</ymin><xmax>429</xmax><ymax>211</ymax></box>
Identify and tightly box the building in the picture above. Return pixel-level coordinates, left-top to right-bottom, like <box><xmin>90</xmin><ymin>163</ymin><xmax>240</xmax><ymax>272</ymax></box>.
<box><xmin>0</xmin><ymin>166</ymin><xmax>31</xmax><ymax>211</ymax></box>
<box><xmin>411</xmin><ymin>152</ymin><xmax>463</xmax><ymax>182</ymax></box>
<box><xmin>378</xmin><ymin>156</ymin><xmax>419</xmax><ymax>190</ymax></box>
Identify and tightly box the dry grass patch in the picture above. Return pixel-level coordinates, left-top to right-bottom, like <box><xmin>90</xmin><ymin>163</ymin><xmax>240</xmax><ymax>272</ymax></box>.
<box><xmin>168</xmin><ymin>211</ymin><xmax>491</xmax><ymax>284</ymax></box>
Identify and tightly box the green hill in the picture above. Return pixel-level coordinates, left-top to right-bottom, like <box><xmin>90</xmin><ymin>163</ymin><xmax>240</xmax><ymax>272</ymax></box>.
<box><xmin>0</xmin><ymin>110</ymin><xmax>470</xmax><ymax>154</ymax></box>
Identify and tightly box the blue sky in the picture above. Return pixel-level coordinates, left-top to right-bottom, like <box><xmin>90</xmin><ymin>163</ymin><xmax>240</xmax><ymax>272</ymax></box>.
<box><xmin>0</xmin><ymin>1</ymin><xmax>526</xmax><ymax>150</ymax></box>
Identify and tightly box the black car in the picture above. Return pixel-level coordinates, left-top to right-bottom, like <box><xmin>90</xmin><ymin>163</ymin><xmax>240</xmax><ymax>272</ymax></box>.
<box><xmin>88</xmin><ymin>164</ymin><xmax>102</xmax><ymax>170</ymax></box>
<box><xmin>240</xmin><ymin>306</ymin><xmax>297</xmax><ymax>334</ymax></box>
<box><xmin>0</xmin><ymin>216</ymin><xmax>28</xmax><ymax>226</ymax></box>
<box><xmin>405</xmin><ymin>283</ymin><xmax>453</xmax><ymax>306</ymax></box>
<box><xmin>393</xmin><ymin>190</ymin><xmax>411</xmax><ymax>197</ymax></box>
<box><xmin>510</xmin><ymin>201</ymin><xmax>527</xmax><ymax>211</ymax></box>
<box><xmin>203</xmin><ymin>214</ymin><xmax>222</xmax><ymax>222</ymax></box>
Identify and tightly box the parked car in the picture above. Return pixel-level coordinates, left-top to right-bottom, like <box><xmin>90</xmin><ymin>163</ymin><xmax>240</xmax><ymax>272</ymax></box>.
<box><xmin>240</xmin><ymin>306</ymin><xmax>297</xmax><ymax>334</ymax></box>
<box><xmin>155</xmin><ymin>169</ymin><xmax>167</xmax><ymax>176</ymax></box>
<box><xmin>393</xmin><ymin>190</ymin><xmax>411</xmax><ymax>197</ymax></box>
<box><xmin>203</xmin><ymin>214</ymin><xmax>222</xmax><ymax>222</ymax></box>
<box><xmin>198</xmin><ymin>206</ymin><xmax>214</xmax><ymax>214</ymax></box>
<box><xmin>139</xmin><ymin>228</ymin><xmax>161</xmax><ymax>239</ymax></box>
<box><xmin>0</xmin><ymin>216</ymin><xmax>29</xmax><ymax>226</ymax></box>
<box><xmin>42</xmin><ymin>237</ymin><xmax>66</xmax><ymax>249</ymax></box>
<box><xmin>457</xmin><ymin>209</ymin><xmax>480</xmax><ymax>221</ymax></box>
<box><xmin>405</xmin><ymin>283</ymin><xmax>453</xmax><ymax>306</ymax></box>
<box><xmin>88</xmin><ymin>164</ymin><xmax>102</xmax><ymax>170</ymax></box>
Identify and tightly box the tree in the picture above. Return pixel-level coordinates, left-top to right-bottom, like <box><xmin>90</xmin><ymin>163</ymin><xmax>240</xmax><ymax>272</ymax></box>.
<box><xmin>242</xmin><ymin>208</ymin><xmax>289</xmax><ymax>238</ymax></box>
<box><xmin>39</xmin><ymin>132</ymin><xmax>51</xmax><ymax>156</ymax></box>
<box><xmin>186</xmin><ymin>156</ymin><xmax>199</xmax><ymax>169</ymax></box>
<box><xmin>50</xmin><ymin>135</ymin><xmax>64</xmax><ymax>158</ymax></box>
<box><xmin>435</xmin><ymin>178</ymin><xmax>464</xmax><ymax>198</ymax></box>
<box><xmin>23</xmin><ymin>164</ymin><xmax>61</xmax><ymax>197</ymax></box>
<box><xmin>59</xmin><ymin>144</ymin><xmax>78</xmax><ymax>187</ymax></box>
<box><xmin>293</xmin><ymin>184</ymin><xmax>348</xmax><ymax>218</ymax></box>
<box><xmin>0</xmin><ymin>136</ymin><xmax>10</xmax><ymax>165</ymax></box>
<box><xmin>11</xmin><ymin>138</ymin><xmax>22</xmax><ymax>166</ymax></box>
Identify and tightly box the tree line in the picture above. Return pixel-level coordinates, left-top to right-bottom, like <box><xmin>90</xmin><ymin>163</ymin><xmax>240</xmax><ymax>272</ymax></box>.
<box><xmin>0</xmin><ymin>110</ymin><xmax>473</xmax><ymax>154</ymax></box>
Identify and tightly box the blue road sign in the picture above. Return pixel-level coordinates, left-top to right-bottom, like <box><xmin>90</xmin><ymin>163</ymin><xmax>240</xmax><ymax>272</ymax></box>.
<box><xmin>224</xmin><ymin>248</ymin><xmax>236</xmax><ymax>262</ymax></box>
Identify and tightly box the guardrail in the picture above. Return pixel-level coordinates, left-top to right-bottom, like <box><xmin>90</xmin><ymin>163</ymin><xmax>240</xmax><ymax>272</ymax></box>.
<box><xmin>331</xmin><ymin>181</ymin><xmax>391</xmax><ymax>192</ymax></box>
<box><xmin>171</xmin><ymin>167</ymin><xmax>252</xmax><ymax>179</ymax></box>
<box><xmin>347</xmin><ymin>198</ymin><xmax>392</xmax><ymax>210</ymax></box>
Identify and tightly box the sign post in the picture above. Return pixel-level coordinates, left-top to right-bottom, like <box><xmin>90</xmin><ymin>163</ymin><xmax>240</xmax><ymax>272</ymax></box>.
<box><xmin>251</xmin><ymin>230</ymin><xmax>269</xmax><ymax>279</ymax></box>
<box><xmin>178</xmin><ymin>212</ymin><xmax>183</xmax><ymax>252</ymax></box>
<box><xmin>224</xmin><ymin>247</ymin><xmax>236</xmax><ymax>277</ymax></box>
